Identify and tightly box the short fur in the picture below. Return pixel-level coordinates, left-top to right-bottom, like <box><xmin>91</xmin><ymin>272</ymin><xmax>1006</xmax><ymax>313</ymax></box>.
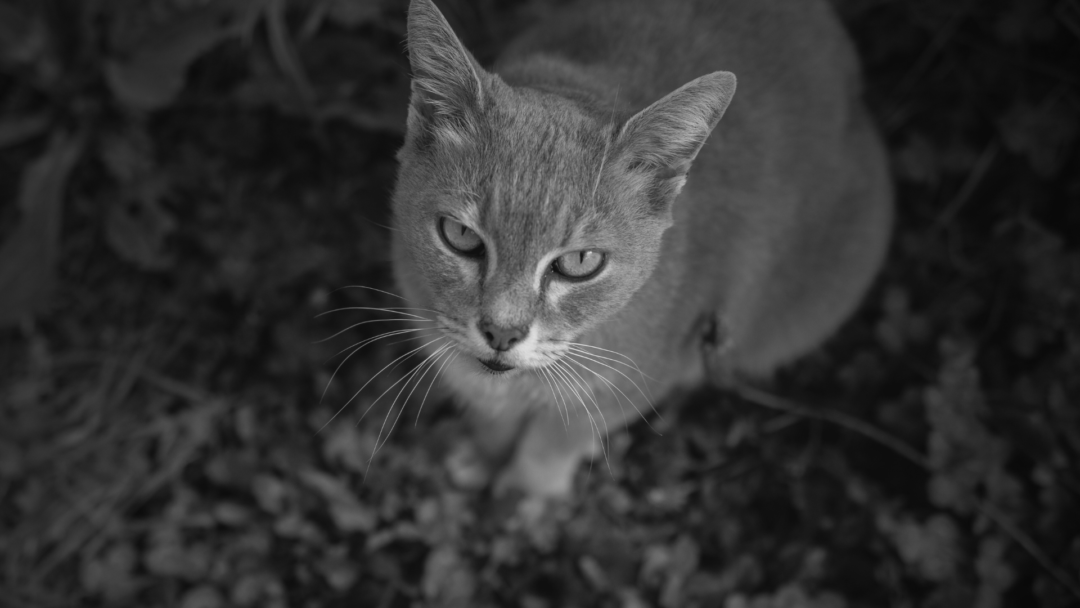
<box><xmin>390</xmin><ymin>0</ymin><xmax>893</xmax><ymax>496</ymax></box>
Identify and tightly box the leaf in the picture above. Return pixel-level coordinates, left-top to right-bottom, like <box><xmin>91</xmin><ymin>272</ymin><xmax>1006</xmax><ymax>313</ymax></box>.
<box><xmin>422</xmin><ymin>544</ymin><xmax>477</xmax><ymax>606</ymax></box>
<box><xmin>229</xmin><ymin>571</ymin><xmax>284</xmax><ymax>606</ymax></box>
<box><xmin>326</xmin><ymin>0</ymin><xmax>384</xmax><ymax>27</ymax></box>
<box><xmin>104</xmin><ymin>3</ymin><xmax>258</xmax><ymax>111</ymax></box>
<box><xmin>893</xmin><ymin>134</ymin><xmax>942</xmax><ymax>185</ymax></box>
<box><xmin>317</xmin><ymin>549</ymin><xmax>359</xmax><ymax>591</ymax></box>
<box><xmin>661</xmin><ymin>535</ymin><xmax>700</xmax><ymax>608</ymax></box>
<box><xmin>99</xmin><ymin>126</ymin><xmax>178</xmax><ymax>270</ymax></box>
<box><xmin>144</xmin><ymin>540</ymin><xmax>211</xmax><ymax>579</ymax></box>
<box><xmin>0</xmin><ymin>114</ymin><xmax>50</xmax><ymax>149</ymax></box>
<box><xmin>100</xmin><ymin>126</ymin><xmax>155</xmax><ymax>181</ymax></box>
<box><xmin>80</xmin><ymin>542</ymin><xmax>140</xmax><ymax>603</ymax></box>
<box><xmin>0</xmin><ymin>2</ymin><xmax>49</xmax><ymax>66</ymax></box>
<box><xmin>297</xmin><ymin>468</ymin><xmax>376</xmax><ymax>532</ymax></box>
<box><xmin>105</xmin><ymin>195</ymin><xmax>177</xmax><ymax>270</ymax></box>
<box><xmin>975</xmin><ymin>536</ymin><xmax>1015</xmax><ymax>608</ymax></box>
<box><xmin>726</xmin><ymin>584</ymin><xmax>847</xmax><ymax>608</ymax></box>
<box><xmin>924</xmin><ymin>341</ymin><xmax>1020</xmax><ymax>513</ymax></box>
<box><xmin>998</xmin><ymin>99</ymin><xmax>1078</xmax><ymax>177</ymax></box>
<box><xmin>180</xmin><ymin>585</ymin><xmax>226</xmax><ymax>608</ymax></box>
<box><xmin>877</xmin><ymin>512</ymin><xmax>961</xmax><ymax>582</ymax></box>
<box><xmin>321</xmin><ymin>424</ymin><xmax>375</xmax><ymax>474</ymax></box>
<box><xmin>0</xmin><ymin>131</ymin><xmax>83</xmax><ymax>327</ymax></box>
<box><xmin>251</xmin><ymin>473</ymin><xmax>290</xmax><ymax>514</ymax></box>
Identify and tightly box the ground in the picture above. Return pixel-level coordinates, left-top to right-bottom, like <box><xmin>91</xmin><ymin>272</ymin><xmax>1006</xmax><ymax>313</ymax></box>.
<box><xmin>1</xmin><ymin>0</ymin><xmax>1079</xmax><ymax>607</ymax></box>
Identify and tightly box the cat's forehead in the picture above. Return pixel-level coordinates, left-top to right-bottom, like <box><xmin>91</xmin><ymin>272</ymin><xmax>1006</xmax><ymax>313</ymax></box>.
<box><xmin>496</xmin><ymin>88</ymin><xmax>600</xmax><ymax>149</ymax></box>
<box><xmin>470</xmin><ymin>91</ymin><xmax>615</xmax><ymax>233</ymax></box>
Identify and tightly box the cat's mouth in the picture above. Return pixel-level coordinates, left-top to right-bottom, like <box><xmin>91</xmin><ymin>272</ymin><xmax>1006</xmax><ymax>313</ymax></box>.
<box><xmin>478</xmin><ymin>358</ymin><xmax>515</xmax><ymax>373</ymax></box>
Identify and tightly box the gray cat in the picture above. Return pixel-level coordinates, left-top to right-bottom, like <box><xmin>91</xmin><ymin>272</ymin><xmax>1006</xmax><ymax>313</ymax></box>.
<box><xmin>388</xmin><ymin>0</ymin><xmax>892</xmax><ymax>496</ymax></box>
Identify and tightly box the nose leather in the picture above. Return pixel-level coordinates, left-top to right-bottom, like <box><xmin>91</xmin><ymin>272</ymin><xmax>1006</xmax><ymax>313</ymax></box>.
<box><xmin>478</xmin><ymin>319</ymin><xmax>527</xmax><ymax>351</ymax></box>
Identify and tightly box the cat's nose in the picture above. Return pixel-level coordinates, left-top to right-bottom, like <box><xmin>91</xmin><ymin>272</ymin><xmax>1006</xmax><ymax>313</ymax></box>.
<box><xmin>478</xmin><ymin>319</ymin><xmax>527</xmax><ymax>352</ymax></box>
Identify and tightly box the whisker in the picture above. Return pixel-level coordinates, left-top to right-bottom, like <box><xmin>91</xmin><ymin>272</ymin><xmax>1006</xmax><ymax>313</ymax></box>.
<box><xmin>550</xmin><ymin>366</ymin><xmax>574</xmax><ymax>427</ymax></box>
<box><xmin>316</xmin><ymin>336</ymin><xmax>448</xmax><ymax>434</ymax></box>
<box><xmin>393</xmin><ymin>343</ymin><xmax>454</xmax><ymax>429</ymax></box>
<box><xmin>547</xmin><ymin>360</ymin><xmax>584</xmax><ymax>419</ymax></box>
<box><xmin>591</xmin><ymin>85</ymin><xmax>618</xmax><ymax>200</ymax></box>
<box><xmin>361</xmin><ymin>347</ymin><xmax>449</xmax><ymax>480</ymax></box>
<box><xmin>382</xmin><ymin>329</ymin><xmax>450</xmax><ymax>349</ymax></box>
<box><xmin>330</xmin><ymin>285</ymin><xmax>411</xmax><ymax>302</ymax></box>
<box><xmin>550</xmin><ymin>360</ymin><xmax>604</xmax><ymax>444</ymax></box>
<box><xmin>316</xmin><ymin>306</ymin><xmax>437</xmax><ymax>320</ymax></box>
<box><xmin>552</xmin><ymin>360</ymin><xmax>610</xmax><ymax>472</ymax></box>
<box><xmin>315</xmin><ymin>317</ymin><xmax>437</xmax><ymax>344</ymax></box>
<box><xmin>556</xmin><ymin>359</ymin><xmax>598</xmax><ymax>414</ymax></box>
<box><xmin>329</xmin><ymin>327</ymin><xmax>437</xmax><ymax>362</ymax></box>
<box><xmin>558</xmin><ymin>358</ymin><xmax>611</xmax><ymax>442</ymax></box>
<box><xmin>439</xmin><ymin>187</ymin><xmax>481</xmax><ymax>202</ymax></box>
<box><xmin>562</xmin><ymin>341</ymin><xmax>657</xmax><ymax>385</ymax></box>
<box><xmin>321</xmin><ymin>327</ymin><xmax>441</xmax><ymax>402</ymax></box>
<box><xmin>565</xmin><ymin>349</ymin><xmax>639</xmax><ymax>412</ymax></box>
<box><xmin>416</xmin><ymin>349</ymin><xmax>459</xmax><ymax>426</ymax></box>
<box><xmin>537</xmin><ymin>367</ymin><xmax>565</xmax><ymax>427</ymax></box>
<box><xmin>534</xmin><ymin>366</ymin><xmax>569</xmax><ymax>428</ymax></box>
<box><xmin>359</xmin><ymin>340</ymin><xmax>451</xmax><ymax>446</ymax></box>
<box><xmin>541</xmin><ymin>363</ymin><xmax>570</xmax><ymax>426</ymax></box>
<box><xmin>566</xmin><ymin>353</ymin><xmax>661</xmax><ymax>436</ymax></box>
<box><xmin>566</xmin><ymin>347</ymin><xmax>660</xmax><ymax>420</ymax></box>
<box><xmin>397</xmin><ymin>343</ymin><xmax>455</xmax><ymax>417</ymax></box>
<box><xmin>566</xmin><ymin>354</ymin><xmax>628</xmax><ymax>413</ymax></box>
<box><xmin>370</xmin><ymin>341</ymin><xmax>453</xmax><ymax>457</ymax></box>
<box><xmin>323</xmin><ymin>327</ymin><xmax>446</xmax><ymax>395</ymax></box>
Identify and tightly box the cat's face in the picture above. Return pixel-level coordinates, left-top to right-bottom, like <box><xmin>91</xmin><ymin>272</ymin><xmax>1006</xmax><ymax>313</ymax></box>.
<box><xmin>393</xmin><ymin>86</ymin><xmax>670</xmax><ymax>374</ymax></box>
<box><xmin>389</xmin><ymin>0</ymin><xmax>734</xmax><ymax>375</ymax></box>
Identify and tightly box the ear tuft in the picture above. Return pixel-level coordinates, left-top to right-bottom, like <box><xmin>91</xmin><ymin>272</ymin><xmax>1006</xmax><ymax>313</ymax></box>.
<box><xmin>406</xmin><ymin>0</ymin><xmax>485</xmax><ymax>144</ymax></box>
<box><xmin>616</xmin><ymin>71</ymin><xmax>736</xmax><ymax>207</ymax></box>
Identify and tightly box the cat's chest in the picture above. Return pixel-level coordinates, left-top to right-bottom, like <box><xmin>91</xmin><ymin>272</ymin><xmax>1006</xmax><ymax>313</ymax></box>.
<box><xmin>440</xmin><ymin>358</ymin><xmax>552</xmax><ymax>409</ymax></box>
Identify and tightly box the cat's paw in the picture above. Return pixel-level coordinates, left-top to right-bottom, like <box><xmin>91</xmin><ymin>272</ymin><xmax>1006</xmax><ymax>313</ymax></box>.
<box><xmin>445</xmin><ymin>440</ymin><xmax>494</xmax><ymax>491</ymax></box>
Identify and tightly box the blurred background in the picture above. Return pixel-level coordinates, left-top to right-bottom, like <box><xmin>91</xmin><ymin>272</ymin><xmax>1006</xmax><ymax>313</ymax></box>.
<box><xmin>0</xmin><ymin>0</ymin><xmax>1078</xmax><ymax>606</ymax></box>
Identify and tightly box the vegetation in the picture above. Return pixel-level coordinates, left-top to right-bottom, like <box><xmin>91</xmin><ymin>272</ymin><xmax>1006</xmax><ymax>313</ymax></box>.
<box><xmin>1</xmin><ymin>0</ymin><xmax>1078</xmax><ymax>606</ymax></box>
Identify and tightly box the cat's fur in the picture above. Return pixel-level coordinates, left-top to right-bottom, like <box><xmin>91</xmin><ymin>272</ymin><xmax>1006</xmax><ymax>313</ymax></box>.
<box><xmin>390</xmin><ymin>0</ymin><xmax>893</xmax><ymax>496</ymax></box>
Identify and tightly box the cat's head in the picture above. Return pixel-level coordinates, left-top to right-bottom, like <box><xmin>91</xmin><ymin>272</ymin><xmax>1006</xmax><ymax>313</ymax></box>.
<box><xmin>391</xmin><ymin>0</ymin><xmax>735</xmax><ymax>375</ymax></box>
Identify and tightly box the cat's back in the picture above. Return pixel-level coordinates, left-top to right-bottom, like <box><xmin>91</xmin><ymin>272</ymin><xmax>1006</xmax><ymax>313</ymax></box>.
<box><xmin>497</xmin><ymin>0</ymin><xmax>893</xmax><ymax>376</ymax></box>
<box><xmin>498</xmin><ymin>0</ymin><xmax>858</xmax><ymax>119</ymax></box>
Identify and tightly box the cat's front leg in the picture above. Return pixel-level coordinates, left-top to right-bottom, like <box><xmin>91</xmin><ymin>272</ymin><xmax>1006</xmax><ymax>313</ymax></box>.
<box><xmin>493</xmin><ymin>407</ymin><xmax>602</xmax><ymax>497</ymax></box>
<box><xmin>446</xmin><ymin>397</ymin><xmax>531</xmax><ymax>490</ymax></box>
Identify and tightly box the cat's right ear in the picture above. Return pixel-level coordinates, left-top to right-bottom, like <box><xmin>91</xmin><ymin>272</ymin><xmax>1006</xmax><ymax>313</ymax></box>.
<box><xmin>615</xmin><ymin>71</ymin><xmax>736</xmax><ymax>214</ymax></box>
<box><xmin>405</xmin><ymin>0</ymin><xmax>485</xmax><ymax>147</ymax></box>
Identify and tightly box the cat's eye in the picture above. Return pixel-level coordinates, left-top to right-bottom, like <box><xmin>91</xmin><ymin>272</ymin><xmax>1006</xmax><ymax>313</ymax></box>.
<box><xmin>553</xmin><ymin>250</ymin><xmax>605</xmax><ymax>279</ymax></box>
<box><xmin>439</xmin><ymin>217</ymin><xmax>484</xmax><ymax>255</ymax></box>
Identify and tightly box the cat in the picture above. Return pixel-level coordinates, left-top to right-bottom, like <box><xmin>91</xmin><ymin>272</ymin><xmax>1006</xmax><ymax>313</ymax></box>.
<box><xmin>388</xmin><ymin>0</ymin><xmax>893</xmax><ymax>496</ymax></box>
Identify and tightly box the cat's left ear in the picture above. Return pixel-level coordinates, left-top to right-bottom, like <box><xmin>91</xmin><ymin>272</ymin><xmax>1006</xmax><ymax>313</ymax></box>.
<box><xmin>615</xmin><ymin>71</ymin><xmax>736</xmax><ymax>212</ymax></box>
<box><xmin>405</xmin><ymin>0</ymin><xmax>486</xmax><ymax>146</ymax></box>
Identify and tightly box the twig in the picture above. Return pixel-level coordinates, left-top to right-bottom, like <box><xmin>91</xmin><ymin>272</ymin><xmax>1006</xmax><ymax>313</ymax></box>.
<box><xmin>892</xmin><ymin>0</ymin><xmax>978</xmax><ymax>98</ymax></box>
<box><xmin>733</xmin><ymin>382</ymin><xmax>1080</xmax><ymax>603</ymax></box>
<box><xmin>1057</xmin><ymin>0</ymin><xmax>1080</xmax><ymax>42</ymax></box>
<box><xmin>978</xmin><ymin>501</ymin><xmax>1080</xmax><ymax>601</ymax></box>
<box><xmin>733</xmin><ymin>383</ymin><xmax>929</xmax><ymax>468</ymax></box>
<box><xmin>139</xmin><ymin>369</ymin><xmax>210</xmax><ymax>403</ymax></box>
<box><xmin>931</xmin><ymin>141</ymin><xmax>999</xmax><ymax>232</ymax></box>
<box><xmin>265</xmin><ymin>0</ymin><xmax>316</xmax><ymax>108</ymax></box>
